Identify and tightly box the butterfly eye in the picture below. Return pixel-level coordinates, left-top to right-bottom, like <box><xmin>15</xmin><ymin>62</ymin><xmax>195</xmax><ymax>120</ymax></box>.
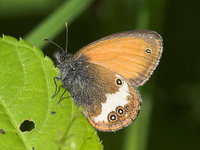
<box><xmin>124</xmin><ymin>104</ymin><xmax>130</xmax><ymax>112</ymax></box>
<box><xmin>108</xmin><ymin>112</ymin><xmax>118</xmax><ymax>122</ymax></box>
<box><xmin>59</xmin><ymin>55</ymin><xmax>65</xmax><ymax>62</ymax></box>
<box><xmin>116</xmin><ymin>106</ymin><xmax>125</xmax><ymax>117</ymax></box>
<box><xmin>145</xmin><ymin>48</ymin><xmax>151</xmax><ymax>54</ymax></box>
<box><xmin>115</xmin><ymin>78</ymin><xmax>123</xmax><ymax>86</ymax></box>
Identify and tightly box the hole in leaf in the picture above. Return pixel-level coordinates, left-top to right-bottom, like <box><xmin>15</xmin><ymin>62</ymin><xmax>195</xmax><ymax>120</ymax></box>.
<box><xmin>20</xmin><ymin>120</ymin><xmax>35</xmax><ymax>132</ymax></box>
<box><xmin>51</xmin><ymin>111</ymin><xmax>56</xmax><ymax>115</ymax></box>
<box><xmin>0</xmin><ymin>129</ymin><xmax>5</xmax><ymax>135</ymax></box>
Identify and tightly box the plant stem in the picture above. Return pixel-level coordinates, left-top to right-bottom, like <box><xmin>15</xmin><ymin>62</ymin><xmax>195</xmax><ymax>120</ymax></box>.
<box><xmin>122</xmin><ymin>0</ymin><xmax>166</xmax><ymax>149</ymax></box>
<box><xmin>25</xmin><ymin>0</ymin><xmax>92</xmax><ymax>49</ymax></box>
<box><xmin>123</xmin><ymin>90</ymin><xmax>153</xmax><ymax>150</ymax></box>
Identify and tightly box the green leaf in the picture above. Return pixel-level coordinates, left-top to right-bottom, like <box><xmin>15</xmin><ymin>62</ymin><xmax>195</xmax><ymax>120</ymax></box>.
<box><xmin>0</xmin><ymin>35</ymin><xmax>103</xmax><ymax>150</ymax></box>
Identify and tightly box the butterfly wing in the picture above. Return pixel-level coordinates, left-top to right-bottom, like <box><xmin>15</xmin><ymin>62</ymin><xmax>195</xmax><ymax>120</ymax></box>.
<box><xmin>73</xmin><ymin>62</ymin><xmax>142</xmax><ymax>132</ymax></box>
<box><xmin>84</xmin><ymin>82</ymin><xmax>141</xmax><ymax>132</ymax></box>
<box><xmin>71</xmin><ymin>30</ymin><xmax>162</xmax><ymax>131</ymax></box>
<box><xmin>75</xmin><ymin>30</ymin><xmax>163</xmax><ymax>87</ymax></box>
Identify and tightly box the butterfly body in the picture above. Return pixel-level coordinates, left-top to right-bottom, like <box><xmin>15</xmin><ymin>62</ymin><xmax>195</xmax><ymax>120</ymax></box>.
<box><xmin>54</xmin><ymin>29</ymin><xmax>163</xmax><ymax>132</ymax></box>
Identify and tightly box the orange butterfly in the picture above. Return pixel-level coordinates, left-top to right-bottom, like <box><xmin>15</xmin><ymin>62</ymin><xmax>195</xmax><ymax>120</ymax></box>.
<box><xmin>52</xmin><ymin>23</ymin><xmax>163</xmax><ymax>132</ymax></box>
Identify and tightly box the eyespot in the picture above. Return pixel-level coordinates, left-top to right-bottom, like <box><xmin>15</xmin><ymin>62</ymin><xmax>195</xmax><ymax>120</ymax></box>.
<box><xmin>108</xmin><ymin>112</ymin><xmax>118</xmax><ymax>122</ymax></box>
<box><xmin>124</xmin><ymin>104</ymin><xmax>130</xmax><ymax>112</ymax></box>
<box><xmin>116</xmin><ymin>106</ymin><xmax>125</xmax><ymax>117</ymax></box>
<box><xmin>115</xmin><ymin>78</ymin><xmax>123</xmax><ymax>86</ymax></box>
<box><xmin>146</xmin><ymin>49</ymin><xmax>151</xmax><ymax>54</ymax></box>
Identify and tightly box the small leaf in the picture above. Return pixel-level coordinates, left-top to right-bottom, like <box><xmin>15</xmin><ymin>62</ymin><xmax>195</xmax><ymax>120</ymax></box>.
<box><xmin>0</xmin><ymin>35</ymin><xmax>103</xmax><ymax>150</ymax></box>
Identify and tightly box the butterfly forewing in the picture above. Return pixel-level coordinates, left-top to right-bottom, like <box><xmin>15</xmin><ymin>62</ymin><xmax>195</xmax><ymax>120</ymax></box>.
<box><xmin>75</xmin><ymin>30</ymin><xmax>163</xmax><ymax>87</ymax></box>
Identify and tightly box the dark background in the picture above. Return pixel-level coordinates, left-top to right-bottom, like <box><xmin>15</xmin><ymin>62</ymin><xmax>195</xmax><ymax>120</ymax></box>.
<box><xmin>1</xmin><ymin>0</ymin><xmax>200</xmax><ymax>149</ymax></box>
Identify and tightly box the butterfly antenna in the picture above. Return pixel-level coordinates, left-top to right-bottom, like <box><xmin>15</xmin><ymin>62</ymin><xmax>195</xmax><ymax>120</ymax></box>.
<box><xmin>44</xmin><ymin>38</ymin><xmax>65</xmax><ymax>52</ymax></box>
<box><xmin>65</xmin><ymin>22</ymin><xmax>68</xmax><ymax>54</ymax></box>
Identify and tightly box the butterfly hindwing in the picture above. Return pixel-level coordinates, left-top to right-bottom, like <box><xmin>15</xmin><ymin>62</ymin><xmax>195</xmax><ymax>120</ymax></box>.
<box><xmin>84</xmin><ymin>77</ymin><xmax>141</xmax><ymax>132</ymax></box>
<box><xmin>70</xmin><ymin>60</ymin><xmax>142</xmax><ymax>132</ymax></box>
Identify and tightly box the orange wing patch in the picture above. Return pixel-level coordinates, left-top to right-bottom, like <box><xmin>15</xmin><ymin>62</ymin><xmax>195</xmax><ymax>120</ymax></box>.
<box><xmin>75</xmin><ymin>30</ymin><xmax>163</xmax><ymax>87</ymax></box>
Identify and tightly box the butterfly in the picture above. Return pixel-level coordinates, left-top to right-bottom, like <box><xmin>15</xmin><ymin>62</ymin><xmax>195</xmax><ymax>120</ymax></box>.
<box><xmin>51</xmin><ymin>23</ymin><xmax>163</xmax><ymax>132</ymax></box>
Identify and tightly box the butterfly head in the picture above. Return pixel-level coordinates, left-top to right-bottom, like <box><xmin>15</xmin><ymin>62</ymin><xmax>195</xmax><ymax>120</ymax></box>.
<box><xmin>54</xmin><ymin>50</ymin><xmax>88</xmax><ymax>87</ymax></box>
<box><xmin>54</xmin><ymin>51</ymin><xmax>72</xmax><ymax>64</ymax></box>
<box><xmin>53</xmin><ymin>51</ymin><xmax>75</xmax><ymax>79</ymax></box>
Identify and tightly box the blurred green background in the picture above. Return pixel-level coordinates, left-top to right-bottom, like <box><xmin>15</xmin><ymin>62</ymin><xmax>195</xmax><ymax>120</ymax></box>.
<box><xmin>0</xmin><ymin>0</ymin><xmax>200</xmax><ymax>150</ymax></box>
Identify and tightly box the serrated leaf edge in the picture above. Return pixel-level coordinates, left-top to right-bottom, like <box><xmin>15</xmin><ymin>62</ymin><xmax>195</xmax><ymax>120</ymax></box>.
<box><xmin>0</xmin><ymin>35</ymin><xmax>56</xmax><ymax>148</ymax></box>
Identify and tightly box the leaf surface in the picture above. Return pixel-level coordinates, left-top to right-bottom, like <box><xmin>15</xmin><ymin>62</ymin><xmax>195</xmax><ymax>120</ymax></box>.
<box><xmin>0</xmin><ymin>35</ymin><xmax>103</xmax><ymax>150</ymax></box>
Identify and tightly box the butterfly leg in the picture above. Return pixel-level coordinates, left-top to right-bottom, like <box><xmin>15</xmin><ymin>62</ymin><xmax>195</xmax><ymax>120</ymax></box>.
<box><xmin>57</xmin><ymin>89</ymin><xmax>67</xmax><ymax>104</ymax></box>
<box><xmin>52</xmin><ymin>77</ymin><xmax>61</xmax><ymax>98</ymax></box>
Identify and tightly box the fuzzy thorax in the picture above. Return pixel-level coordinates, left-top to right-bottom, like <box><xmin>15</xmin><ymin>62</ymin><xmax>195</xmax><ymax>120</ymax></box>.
<box><xmin>54</xmin><ymin>51</ymin><xmax>91</xmax><ymax>106</ymax></box>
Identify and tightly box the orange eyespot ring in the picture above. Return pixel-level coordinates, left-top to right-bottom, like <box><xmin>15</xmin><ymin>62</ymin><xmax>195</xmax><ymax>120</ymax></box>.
<box><xmin>115</xmin><ymin>78</ymin><xmax>123</xmax><ymax>87</ymax></box>
<box><xmin>116</xmin><ymin>106</ymin><xmax>125</xmax><ymax>117</ymax></box>
<box><xmin>108</xmin><ymin>112</ymin><xmax>118</xmax><ymax>123</ymax></box>
<box><xmin>124</xmin><ymin>104</ymin><xmax>130</xmax><ymax>112</ymax></box>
